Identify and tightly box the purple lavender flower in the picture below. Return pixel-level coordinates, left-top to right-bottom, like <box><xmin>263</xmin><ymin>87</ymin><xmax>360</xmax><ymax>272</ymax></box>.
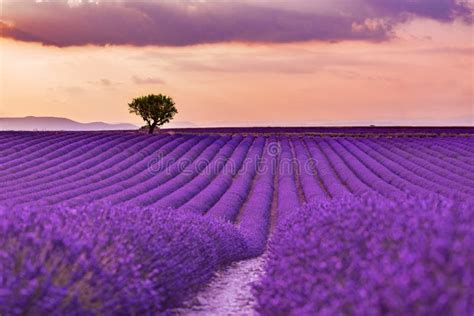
<box><xmin>0</xmin><ymin>202</ymin><xmax>248</xmax><ymax>314</ymax></box>
<box><xmin>254</xmin><ymin>194</ymin><xmax>474</xmax><ymax>315</ymax></box>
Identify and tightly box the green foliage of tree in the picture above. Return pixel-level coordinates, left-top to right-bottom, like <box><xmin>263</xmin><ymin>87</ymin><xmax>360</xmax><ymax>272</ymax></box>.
<box><xmin>128</xmin><ymin>94</ymin><xmax>178</xmax><ymax>134</ymax></box>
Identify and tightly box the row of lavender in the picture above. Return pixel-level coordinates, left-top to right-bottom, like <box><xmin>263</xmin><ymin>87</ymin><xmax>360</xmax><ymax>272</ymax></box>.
<box><xmin>1</xmin><ymin>133</ymin><xmax>472</xmax><ymax>209</ymax></box>
<box><xmin>0</xmin><ymin>203</ymin><xmax>250</xmax><ymax>314</ymax></box>
<box><xmin>1</xmin><ymin>132</ymin><xmax>473</xmax><ymax>256</ymax></box>
<box><xmin>253</xmin><ymin>136</ymin><xmax>474</xmax><ymax>315</ymax></box>
<box><xmin>254</xmin><ymin>194</ymin><xmax>474</xmax><ymax>315</ymax></box>
<box><xmin>1</xmin><ymin>133</ymin><xmax>473</xmax><ymax>253</ymax></box>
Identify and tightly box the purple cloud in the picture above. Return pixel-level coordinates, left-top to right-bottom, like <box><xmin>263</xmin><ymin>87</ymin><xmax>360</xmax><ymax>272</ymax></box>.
<box><xmin>367</xmin><ymin>0</ymin><xmax>473</xmax><ymax>22</ymax></box>
<box><xmin>0</xmin><ymin>21</ymin><xmax>47</xmax><ymax>43</ymax></box>
<box><xmin>0</xmin><ymin>0</ymin><xmax>471</xmax><ymax>47</ymax></box>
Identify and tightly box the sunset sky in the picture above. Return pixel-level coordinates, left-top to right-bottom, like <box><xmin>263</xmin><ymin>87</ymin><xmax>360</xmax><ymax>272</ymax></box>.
<box><xmin>0</xmin><ymin>0</ymin><xmax>473</xmax><ymax>126</ymax></box>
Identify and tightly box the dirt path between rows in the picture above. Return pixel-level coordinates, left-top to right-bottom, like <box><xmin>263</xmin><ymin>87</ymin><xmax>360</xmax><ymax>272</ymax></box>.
<box><xmin>173</xmin><ymin>256</ymin><xmax>266</xmax><ymax>316</ymax></box>
<box><xmin>173</xmin><ymin>146</ymin><xmax>279</xmax><ymax>316</ymax></box>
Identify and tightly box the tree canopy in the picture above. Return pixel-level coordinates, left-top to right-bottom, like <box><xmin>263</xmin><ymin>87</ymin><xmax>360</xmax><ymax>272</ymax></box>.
<box><xmin>128</xmin><ymin>94</ymin><xmax>178</xmax><ymax>134</ymax></box>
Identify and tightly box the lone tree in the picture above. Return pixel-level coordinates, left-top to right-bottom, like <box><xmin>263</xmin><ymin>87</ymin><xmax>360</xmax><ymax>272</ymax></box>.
<box><xmin>128</xmin><ymin>94</ymin><xmax>178</xmax><ymax>134</ymax></box>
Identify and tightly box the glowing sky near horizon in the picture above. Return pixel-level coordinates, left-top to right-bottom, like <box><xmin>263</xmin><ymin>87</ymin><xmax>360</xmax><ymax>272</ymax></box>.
<box><xmin>0</xmin><ymin>0</ymin><xmax>473</xmax><ymax>126</ymax></box>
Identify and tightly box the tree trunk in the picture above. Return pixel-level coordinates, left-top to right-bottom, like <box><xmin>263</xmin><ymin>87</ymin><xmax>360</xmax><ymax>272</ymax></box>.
<box><xmin>149</xmin><ymin>122</ymin><xmax>158</xmax><ymax>134</ymax></box>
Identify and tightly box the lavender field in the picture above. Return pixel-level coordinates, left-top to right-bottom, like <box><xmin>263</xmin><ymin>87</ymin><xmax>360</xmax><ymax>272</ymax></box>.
<box><xmin>1</xmin><ymin>129</ymin><xmax>473</xmax><ymax>315</ymax></box>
